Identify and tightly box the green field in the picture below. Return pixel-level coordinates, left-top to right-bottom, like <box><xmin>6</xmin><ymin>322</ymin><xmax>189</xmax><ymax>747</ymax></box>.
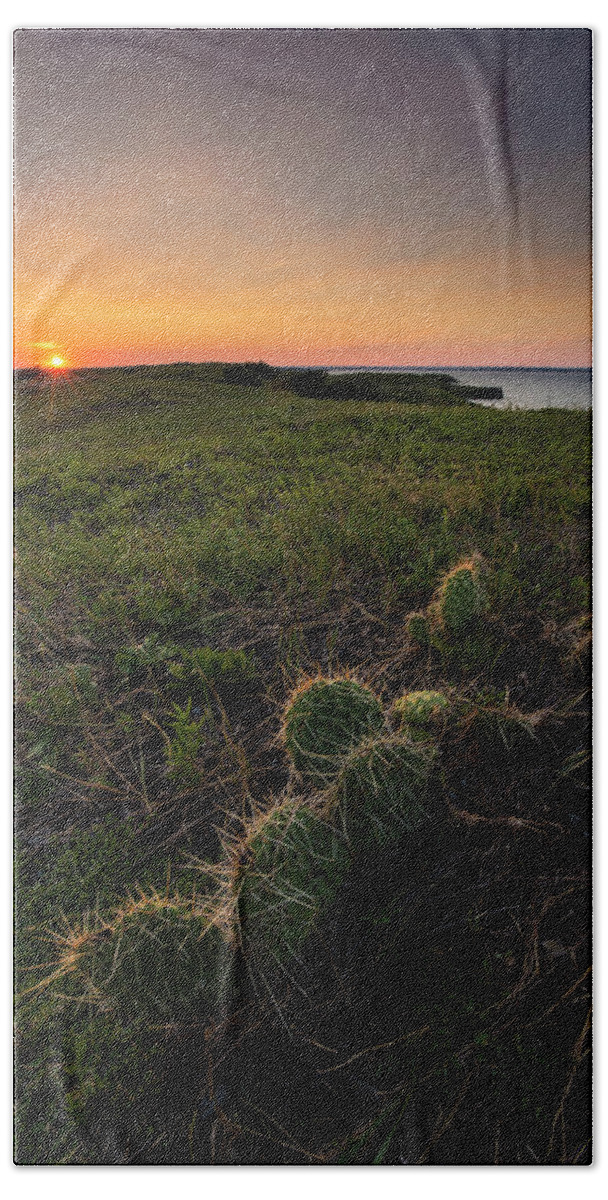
<box><xmin>14</xmin><ymin>365</ymin><xmax>591</xmax><ymax>1164</ymax></box>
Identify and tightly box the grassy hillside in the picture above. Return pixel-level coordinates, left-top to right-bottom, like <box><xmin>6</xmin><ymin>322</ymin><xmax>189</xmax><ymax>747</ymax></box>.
<box><xmin>14</xmin><ymin>365</ymin><xmax>591</xmax><ymax>1164</ymax></box>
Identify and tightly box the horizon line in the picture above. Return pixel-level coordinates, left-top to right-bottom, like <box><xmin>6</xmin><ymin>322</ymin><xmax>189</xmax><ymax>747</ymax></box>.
<box><xmin>14</xmin><ymin>361</ymin><xmax>592</xmax><ymax>373</ymax></box>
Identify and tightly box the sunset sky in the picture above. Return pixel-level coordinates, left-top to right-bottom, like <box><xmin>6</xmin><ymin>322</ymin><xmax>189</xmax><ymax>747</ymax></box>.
<box><xmin>14</xmin><ymin>28</ymin><xmax>591</xmax><ymax>369</ymax></box>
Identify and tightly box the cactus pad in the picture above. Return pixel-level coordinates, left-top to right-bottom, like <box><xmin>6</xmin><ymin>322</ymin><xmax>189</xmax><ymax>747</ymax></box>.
<box><xmin>57</xmin><ymin>892</ymin><xmax>220</xmax><ymax>1024</ymax></box>
<box><xmin>330</xmin><ymin>735</ymin><xmax>432</xmax><ymax>849</ymax></box>
<box><xmin>438</xmin><ymin>561</ymin><xmax>482</xmax><ymax>632</ymax></box>
<box><xmin>238</xmin><ymin>800</ymin><xmax>349</xmax><ymax>963</ymax></box>
<box><xmin>283</xmin><ymin>678</ymin><xmax>384</xmax><ymax>785</ymax></box>
<box><xmin>394</xmin><ymin>690</ymin><xmax>450</xmax><ymax>734</ymax></box>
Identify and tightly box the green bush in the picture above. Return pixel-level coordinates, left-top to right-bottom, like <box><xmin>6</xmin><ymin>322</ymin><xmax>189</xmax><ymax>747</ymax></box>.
<box><xmin>167</xmin><ymin>645</ymin><xmax>257</xmax><ymax>700</ymax></box>
<box><xmin>116</xmin><ymin>640</ymin><xmax>257</xmax><ymax>695</ymax></box>
<box><xmin>24</xmin><ymin>662</ymin><xmax>98</xmax><ymax>730</ymax></box>
<box><xmin>283</xmin><ymin>678</ymin><xmax>384</xmax><ymax>785</ymax></box>
<box><xmin>17</xmin><ymin>817</ymin><xmax>148</xmax><ymax>952</ymax></box>
<box><xmin>237</xmin><ymin>800</ymin><xmax>349</xmax><ymax>964</ymax></box>
<box><xmin>329</xmin><ymin>735</ymin><xmax>433</xmax><ymax>849</ymax></box>
<box><xmin>115</xmin><ymin>633</ymin><xmax>176</xmax><ymax>678</ymax></box>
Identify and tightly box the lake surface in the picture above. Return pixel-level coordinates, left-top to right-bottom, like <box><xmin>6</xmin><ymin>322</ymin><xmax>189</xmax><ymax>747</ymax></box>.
<box><xmin>326</xmin><ymin>367</ymin><xmax>592</xmax><ymax>410</ymax></box>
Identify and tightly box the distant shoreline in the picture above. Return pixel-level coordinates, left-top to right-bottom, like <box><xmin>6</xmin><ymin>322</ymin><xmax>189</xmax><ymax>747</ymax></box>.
<box><xmin>324</xmin><ymin>365</ymin><xmax>591</xmax><ymax>374</ymax></box>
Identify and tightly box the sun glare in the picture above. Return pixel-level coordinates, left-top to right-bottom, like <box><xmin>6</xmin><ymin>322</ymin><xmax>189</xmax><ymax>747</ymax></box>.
<box><xmin>48</xmin><ymin>356</ymin><xmax>66</xmax><ymax>369</ymax></box>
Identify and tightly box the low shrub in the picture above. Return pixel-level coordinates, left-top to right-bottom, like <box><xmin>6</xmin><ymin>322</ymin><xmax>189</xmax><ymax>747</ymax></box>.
<box><xmin>167</xmin><ymin>645</ymin><xmax>257</xmax><ymax>700</ymax></box>
<box><xmin>165</xmin><ymin>698</ymin><xmax>210</xmax><ymax>783</ymax></box>
<box><xmin>115</xmin><ymin>634</ymin><xmax>176</xmax><ymax>679</ymax></box>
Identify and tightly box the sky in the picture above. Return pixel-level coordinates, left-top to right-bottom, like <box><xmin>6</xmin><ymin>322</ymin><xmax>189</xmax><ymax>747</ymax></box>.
<box><xmin>13</xmin><ymin>27</ymin><xmax>592</xmax><ymax>369</ymax></box>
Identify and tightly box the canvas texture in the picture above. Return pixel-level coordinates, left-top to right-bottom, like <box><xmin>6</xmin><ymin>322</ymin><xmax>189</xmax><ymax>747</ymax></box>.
<box><xmin>13</xmin><ymin>28</ymin><xmax>591</xmax><ymax>1165</ymax></box>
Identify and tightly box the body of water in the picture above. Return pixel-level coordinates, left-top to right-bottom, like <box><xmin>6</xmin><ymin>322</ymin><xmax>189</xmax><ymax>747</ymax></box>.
<box><xmin>326</xmin><ymin>367</ymin><xmax>591</xmax><ymax>410</ymax></box>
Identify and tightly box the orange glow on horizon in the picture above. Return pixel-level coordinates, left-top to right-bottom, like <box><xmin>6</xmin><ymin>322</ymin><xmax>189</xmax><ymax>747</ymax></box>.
<box><xmin>13</xmin><ymin>246</ymin><xmax>591</xmax><ymax>372</ymax></box>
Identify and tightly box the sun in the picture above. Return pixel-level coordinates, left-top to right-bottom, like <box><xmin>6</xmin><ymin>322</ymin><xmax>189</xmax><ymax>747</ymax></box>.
<box><xmin>48</xmin><ymin>355</ymin><xmax>66</xmax><ymax>369</ymax></box>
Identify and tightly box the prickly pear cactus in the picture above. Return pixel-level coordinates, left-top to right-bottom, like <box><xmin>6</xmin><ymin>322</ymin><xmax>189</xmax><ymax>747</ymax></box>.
<box><xmin>283</xmin><ymin>678</ymin><xmax>384</xmax><ymax>785</ymax></box>
<box><xmin>329</xmin><ymin>735</ymin><xmax>433</xmax><ymax>849</ymax></box>
<box><xmin>438</xmin><ymin>560</ymin><xmax>482</xmax><ymax>632</ymax></box>
<box><xmin>55</xmin><ymin>891</ymin><xmax>220</xmax><ymax>1023</ymax></box>
<box><xmin>237</xmin><ymin>799</ymin><xmax>349</xmax><ymax>964</ymax></box>
<box><xmin>394</xmin><ymin>690</ymin><xmax>450</xmax><ymax>736</ymax></box>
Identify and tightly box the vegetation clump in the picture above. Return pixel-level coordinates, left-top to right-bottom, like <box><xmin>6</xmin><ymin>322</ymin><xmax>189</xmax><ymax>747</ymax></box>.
<box><xmin>14</xmin><ymin>362</ymin><xmax>590</xmax><ymax>1164</ymax></box>
<box><xmin>115</xmin><ymin>633</ymin><xmax>177</xmax><ymax>679</ymax></box>
<box><xmin>407</xmin><ymin>612</ymin><xmax>430</xmax><ymax>646</ymax></box>
<box><xmin>167</xmin><ymin>645</ymin><xmax>257</xmax><ymax>698</ymax></box>
<box><xmin>218</xmin><ymin>361</ymin><xmax>503</xmax><ymax>404</ymax></box>
<box><xmin>165</xmin><ymin>698</ymin><xmax>210</xmax><ymax>783</ymax></box>
<box><xmin>283</xmin><ymin>677</ymin><xmax>384</xmax><ymax>785</ymax></box>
